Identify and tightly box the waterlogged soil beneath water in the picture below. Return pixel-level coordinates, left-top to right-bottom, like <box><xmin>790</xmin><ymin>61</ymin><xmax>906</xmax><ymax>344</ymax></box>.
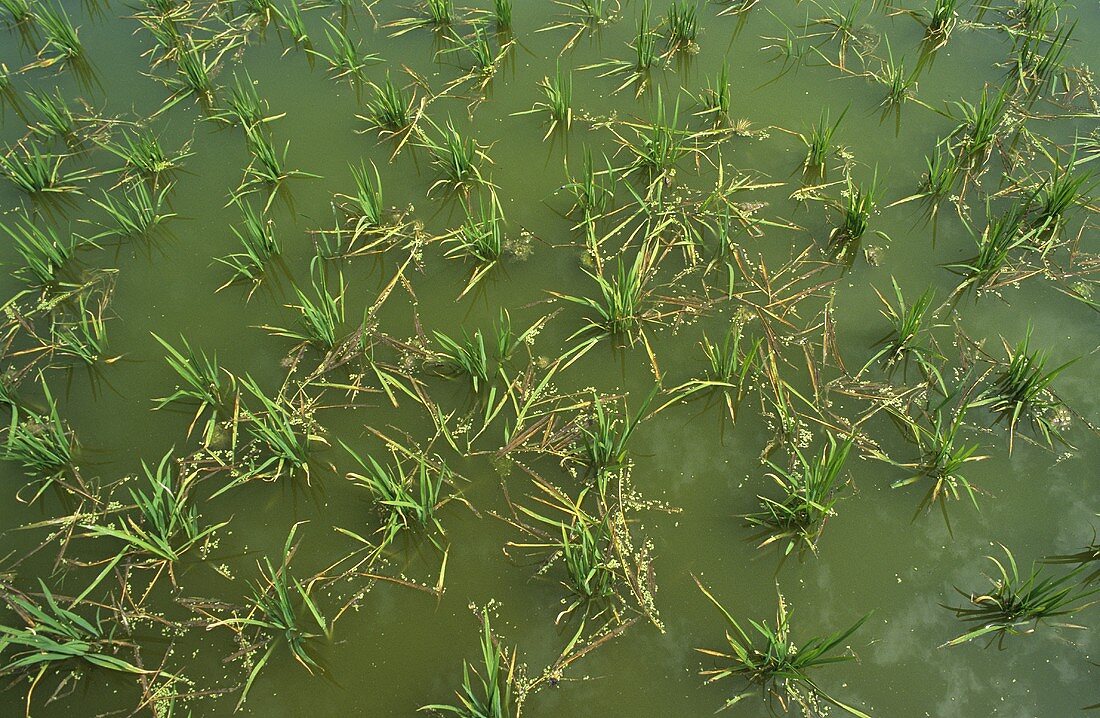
<box><xmin>0</xmin><ymin>1</ymin><xmax>1098</xmax><ymax>716</ymax></box>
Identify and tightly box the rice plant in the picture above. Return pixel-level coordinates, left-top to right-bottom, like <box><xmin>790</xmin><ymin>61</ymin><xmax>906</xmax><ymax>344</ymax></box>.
<box><xmin>387</xmin><ymin>0</ymin><xmax>454</xmax><ymax>36</ymax></box>
<box><xmin>238</xmin><ymin>125</ymin><xmax>319</xmax><ymax>209</ymax></box>
<box><xmin>893</xmin><ymin>407</ymin><xmax>986</xmax><ymax>513</ymax></box>
<box><xmin>214</xmin><ymin>70</ymin><xmax>273</xmax><ymax>128</ymax></box>
<box><xmin>863</xmin><ymin>278</ymin><xmax>941</xmax><ymax>382</ymax></box>
<box><xmin>89</xmin><ymin>182</ymin><xmax>175</xmax><ymax>238</ymax></box>
<box><xmin>421</xmin><ymin>118</ymin><xmax>490</xmax><ymax>194</ymax></box>
<box><xmin>264</xmin><ymin>258</ymin><xmax>346</xmax><ymax>349</ymax></box>
<box><xmin>578</xmin><ymin>390</ymin><xmax>652</xmax><ymax>473</ymax></box>
<box><xmin>174</xmin><ymin>36</ymin><xmax>214</xmax><ymax>99</ymax></box>
<box><xmin>1012</xmin><ymin>22</ymin><xmax>1073</xmax><ymax>93</ymax></box>
<box><xmin>581</xmin><ymin>0</ymin><xmax>656</xmax><ymax>95</ymax></box>
<box><xmin>1031</xmin><ymin>154</ymin><xmax>1092</xmax><ymax>235</ymax></box>
<box><xmin>672</xmin><ymin>322</ymin><xmax>762</xmax><ymax>420</ymax></box>
<box><xmin>829</xmin><ymin>170</ymin><xmax>878</xmax><ymax>250</ymax></box>
<box><xmin>560</xmin><ymin>514</ymin><xmax>616</xmax><ymax>605</ymax></box>
<box><xmin>697</xmin><ymin>62</ymin><xmax>730</xmax><ymax>123</ymax></box>
<box><xmin>507</xmin><ymin>481</ymin><xmax>625</xmax><ymax>617</ymax></box>
<box><xmin>948</xmin><ymin>201</ymin><xmax>1034</xmax><ymax>291</ymax></box>
<box><xmin>1</xmin><ymin>214</ymin><xmax>80</xmax><ymax>284</ymax></box>
<box><xmin>217</xmin><ymin>526</ymin><xmax>330</xmax><ymax>709</ymax></box>
<box><xmin>514</xmin><ymin>64</ymin><xmax>572</xmax><ymax>139</ymax></box>
<box><xmin>345</xmin><ymin>160</ymin><xmax>384</xmax><ymax>228</ymax></box>
<box><xmin>432</xmin><ymin>328</ymin><xmax>490</xmax><ymax>392</ymax></box>
<box><xmin>344</xmin><ymin>442</ymin><xmax>445</xmax><ymax>549</ymax></box>
<box><xmin>745</xmin><ymin>434</ymin><xmax>853</xmax><ymax>556</ymax></box>
<box><xmin>695</xmin><ymin>581</ymin><xmax>871</xmax><ymax>716</ymax></box>
<box><xmin>874</xmin><ymin>38</ymin><xmax>914</xmax><ymax>107</ymax></box>
<box><xmin>358</xmin><ymin>76</ymin><xmax>415</xmax><ymax>136</ymax></box>
<box><xmin>555</xmin><ymin>246</ymin><xmax>653</xmax><ymax>339</ymax></box>
<box><xmin>942</xmin><ymin>546</ymin><xmax>1099</xmax><ymax>647</ymax></box>
<box><xmin>33</xmin><ymin>1</ymin><xmax>83</xmax><ymax>60</ymax></box>
<box><xmin>622</xmin><ymin>89</ymin><xmax>689</xmax><ymax>177</ymax></box>
<box><xmin>25</xmin><ymin>86</ymin><xmax>75</xmax><ymax>139</ymax></box>
<box><xmin>563</xmin><ymin>148</ymin><xmax>616</xmax><ymax>224</ymax></box>
<box><xmin>422</xmin><ymin>612</ymin><xmax>516</xmax><ymax>718</ymax></box>
<box><xmin>801</xmin><ymin>107</ymin><xmax>845</xmax><ymax>171</ymax></box>
<box><xmin>50</xmin><ymin>293</ymin><xmax>108</xmax><ymax>365</ymax></box>
<box><xmin>311</xmin><ymin>18</ymin><xmax>379</xmax><ymax>81</ymax></box>
<box><xmin>443</xmin><ymin>198</ymin><xmax>505</xmax><ymax>295</ymax></box>
<box><xmin>242</xmin><ymin>0</ymin><xmax>276</xmax><ymax>24</ymax></box>
<box><xmin>100</xmin><ymin>127</ymin><xmax>191</xmax><ymax>179</ymax></box>
<box><xmin>276</xmin><ymin>0</ymin><xmax>308</xmax><ymax>44</ymax></box>
<box><xmin>83</xmin><ymin>450</ymin><xmax>227</xmax><ymax>563</ymax></box>
<box><xmin>952</xmin><ymin>85</ymin><xmax>1008</xmax><ymax>167</ymax></box>
<box><xmin>971</xmin><ymin>325</ymin><xmax>1073</xmax><ymax>450</ymax></box>
<box><xmin>0</xmin><ymin>0</ymin><xmax>32</xmax><ymax>23</ymax></box>
<box><xmin>234</xmin><ymin>376</ymin><xmax>315</xmax><ymax>484</ymax></box>
<box><xmin>151</xmin><ymin>333</ymin><xmax>231</xmax><ymax>438</ymax></box>
<box><xmin>493</xmin><ymin>0</ymin><xmax>512</xmax><ymax>30</ymax></box>
<box><xmin>919</xmin><ymin>142</ymin><xmax>960</xmax><ymax>204</ymax></box>
<box><xmin>1012</xmin><ymin>0</ymin><xmax>1060</xmax><ymax>34</ymax></box>
<box><xmin>0</xmin><ymin>141</ymin><xmax>82</xmax><ymax>194</ymax></box>
<box><xmin>0</xmin><ymin>581</ymin><xmax>148</xmax><ymax>700</ymax></box>
<box><xmin>633</xmin><ymin>0</ymin><xmax>657</xmax><ymax>72</ymax></box>
<box><xmin>217</xmin><ymin>199</ymin><xmax>280</xmax><ymax>286</ymax></box>
<box><xmin>442</xmin><ymin>21</ymin><xmax>507</xmax><ymax>86</ymax></box>
<box><xmin>924</xmin><ymin>0</ymin><xmax>959</xmax><ymax>42</ymax></box>
<box><xmin>665</xmin><ymin>0</ymin><xmax>699</xmax><ymax>53</ymax></box>
<box><xmin>2</xmin><ymin>376</ymin><xmax>73</xmax><ymax>474</ymax></box>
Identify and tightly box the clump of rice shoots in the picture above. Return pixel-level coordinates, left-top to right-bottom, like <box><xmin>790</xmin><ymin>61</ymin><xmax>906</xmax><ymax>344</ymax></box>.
<box><xmin>0</xmin><ymin>141</ymin><xmax>83</xmax><ymax>194</ymax></box>
<box><xmin>893</xmin><ymin>406</ymin><xmax>987</xmax><ymax>515</ymax></box>
<box><xmin>0</xmin><ymin>0</ymin><xmax>32</xmax><ymax>24</ymax></box>
<box><xmin>152</xmin><ymin>332</ymin><xmax>232</xmax><ymax>439</ymax></box>
<box><xmin>263</xmin><ymin>257</ymin><xmax>346</xmax><ymax>349</ymax></box>
<box><xmin>33</xmin><ymin>1</ymin><xmax>83</xmax><ymax>61</ymax></box>
<box><xmin>514</xmin><ymin>64</ymin><xmax>572</xmax><ymax>138</ymax></box>
<box><xmin>924</xmin><ymin>0</ymin><xmax>959</xmax><ymax>44</ymax></box>
<box><xmin>695</xmin><ymin>580</ymin><xmax>871</xmax><ymax>716</ymax></box>
<box><xmin>343</xmin><ymin>442</ymin><xmax>446</xmax><ymax>550</ymax></box>
<box><xmin>420</xmin><ymin>118</ymin><xmax>491</xmax><ymax>195</ymax></box>
<box><xmin>217</xmin><ymin>199</ymin><xmax>280</xmax><ymax>288</ymax></box>
<box><xmin>213</xmin><ymin>525</ymin><xmax>331</xmax><ymax>709</ymax></box>
<box><xmin>310</xmin><ymin>18</ymin><xmax>380</xmax><ymax>81</ymax></box>
<box><xmin>948</xmin><ymin>201</ymin><xmax>1035</xmax><ymax>291</ymax></box>
<box><xmin>25</xmin><ymin>86</ymin><xmax>75</xmax><ymax>139</ymax></box>
<box><xmin>829</xmin><ymin>170</ymin><xmax>879</xmax><ymax>255</ymax></box>
<box><xmin>578</xmin><ymin>390</ymin><xmax>653</xmax><ymax>474</ymax></box>
<box><xmin>665</xmin><ymin>0</ymin><xmax>699</xmax><ymax>53</ymax></box>
<box><xmin>0</xmin><ymin>579</ymin><xmax>149</xmax><ymax>709</ymax></box>
<box><xmin>697</xmin><ymin>62</ymin><xmax>731</xmax><ymax>123</ymax></box>
<box><xmin>387</xmin><ymin>0</ymin><xmax>454</xmax><ymax>36</ymax></box>
<box><xmin>971</xmin><ymin>325</ymin><xmax>1073</xmax><ymax>451</ymax></box>
<box><xmin>99</xmin><ymin>127</ymin><xmax>192</xmax><ymax>179</ymax></box>
<box><xmin>422</xmin><ymin>612</ymin><xmax>517</xmax><ymax>718</ymax></box>
<box><xmin>801</xmin><ymin>107</ymin><xmax>846</xmax><ymax>172</ymax></box>
<box><xmin>88</xmin><ymin>182</ymin><xmax>175</xmax><ymax>239</ymax></box>
<box><xmin>863</xmin><ymin>278</ymin><xmax>941</xmax><ymax>381</ymax></box>
<box><xmin>1</xmin><ymin>213</ymin><xmax>82</xmax><ymax>284</ymax></box>
<box><xmin>745</xmin><ymin>434</ymin><xmax>853</xmax><ymax>556</ymax></box>
<box><xmin>942</xmin><ymin>546</ymin><xmax>1099</xmax><ymax>647</ymax></box>
<box><xmin>82</xmin><ymin>449</ymin><xmax>227</xmax><ymax>563</ymax></box>
<box><xmin>2</xmin><ymin>375</ymin><xmax>74</xmax><ymax>477</ymax></box>
<box><xmin>952</xmin><ymin>85</ymin><xmax>1008</xmax><ymax>167</ymax></box>
<box><xmin>358</xmin><ymin>76</ymin><xmax>415</xmax><ymax>137</ymax></box>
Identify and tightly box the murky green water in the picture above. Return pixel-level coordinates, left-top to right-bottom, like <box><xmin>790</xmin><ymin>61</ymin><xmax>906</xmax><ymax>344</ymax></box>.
<box><xmin>0</xmin><ymin>0</ymin><xmax>1097</xmax><ymax>716</ymax></box>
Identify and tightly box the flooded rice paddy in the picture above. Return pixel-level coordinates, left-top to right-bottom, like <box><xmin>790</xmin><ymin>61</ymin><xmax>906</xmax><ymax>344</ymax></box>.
<box><xmin>0</xmin><ymin>0</ymin><xmax>1098</xmax><ymax>716</ymax></box>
